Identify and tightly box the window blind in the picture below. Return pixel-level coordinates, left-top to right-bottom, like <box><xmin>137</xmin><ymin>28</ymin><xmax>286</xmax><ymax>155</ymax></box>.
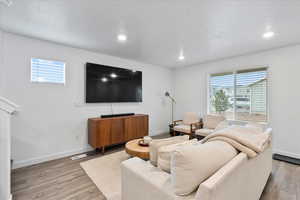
<box><xmin>31</xmin><ymin>58</ymin><xmax>65</xmax><ymax>84</ymax></box>
<box><xmin>235</xmin><ymin>68</ymin><xmax>267</xmax><ymax>121</ymax></box>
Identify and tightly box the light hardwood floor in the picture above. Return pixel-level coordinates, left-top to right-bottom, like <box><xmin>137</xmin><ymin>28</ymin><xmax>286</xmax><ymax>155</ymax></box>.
<box><xmin>12</xmin><ymin>145</ymin><xmax>300</xmax><ymax>200</ymax></box>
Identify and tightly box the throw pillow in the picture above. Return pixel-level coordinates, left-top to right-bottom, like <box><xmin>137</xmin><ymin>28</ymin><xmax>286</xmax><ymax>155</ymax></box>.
<box><xmin>149</xmin><ymin>135</ymin><xmax>189</xmax><ymax>166</ymax></box>
<box><xmin>157</xmin><ymin>139</ymin><xmax>198</xmax><ymax>173</ymax></box>
<box><xmin>171</xmin><ymin>141</ymin><xmax>238</xmax><ymax>196</ymax></box>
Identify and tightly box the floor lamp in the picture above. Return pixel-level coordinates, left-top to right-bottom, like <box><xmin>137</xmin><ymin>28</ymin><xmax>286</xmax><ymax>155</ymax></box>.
<box><xmin>165</xmin><ymin>92</ymin><xmax>176</xmax><ymax>123</ymax></box>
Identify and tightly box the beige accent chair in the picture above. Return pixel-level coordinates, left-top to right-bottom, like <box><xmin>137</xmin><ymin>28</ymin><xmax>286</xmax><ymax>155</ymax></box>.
<box><xmin>195</xmin><ymin>114</ymin><xmax>226</xmax><ymax>137</ymax></box>
<box><xmin>121</xmin><ymin>128</ymin><xmax>273</xmax><ymax>200</ymax></box>
<box><xmin>173</xmin><ymin>112</ymin><xmax>202</xmax><ymax>136</ymax></box>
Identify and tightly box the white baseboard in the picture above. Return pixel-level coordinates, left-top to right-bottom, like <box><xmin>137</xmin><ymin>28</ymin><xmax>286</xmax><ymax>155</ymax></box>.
<box><xmin>273</xmin><ymin>149</ymin><xmax>300</xmax><ymax>159</ymax></box>
<box><xmin>12</xmin><ymin>130</ymin><xmax>168</xmax><ymax>169</ymax></box>
<box><xmin>12</xmin><ymin>146</ymin><xmax>93</xmax><ymax>169</ymax></box>
<box><xmin>9</xmin><ymin>194</ymin><xmax>12</xmax><ymax>200</ymax></box>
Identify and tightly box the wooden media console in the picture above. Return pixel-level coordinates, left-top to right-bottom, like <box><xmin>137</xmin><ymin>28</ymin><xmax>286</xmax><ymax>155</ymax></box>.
<box><xmin>88</xmin><ymin>114</ymin><xmax>149</xmax><ymax>153</ymax></box>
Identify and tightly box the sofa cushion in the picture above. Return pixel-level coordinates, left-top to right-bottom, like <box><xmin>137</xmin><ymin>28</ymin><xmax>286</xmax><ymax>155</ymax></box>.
<box><xmin>157</xmin><ymin>139</ymin><xmax>198</xmax><ymax>173</ymax></box>
<box><xmin>171</xmin><ymin>141</ymin><xmax>238</xmax><ymax>196</ymax></box>
<box><xmin>149</xmin><ymin>135</ymin><xmax>189</xmax><ymax>166</ymax></box>
<box><xmin>204</xmin><ymin>115</ymin><xmax>226</xmax><ymax>129</ymax></box>
<box><xmin>195</xmin><ymin>128</ymin><xmax>214</xmax><ymax>136</ymax></box>
<box><xmin>173</xmin><ymin>124</ymin><xmax>192</xmax><ymax>134</ymax></box>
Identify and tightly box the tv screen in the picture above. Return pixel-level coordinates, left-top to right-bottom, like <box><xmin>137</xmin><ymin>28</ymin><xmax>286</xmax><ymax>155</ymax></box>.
<box><xmin>86</xmin><ymin>63</ymin><xmax>142</xmax><ymax>103</ymax></box>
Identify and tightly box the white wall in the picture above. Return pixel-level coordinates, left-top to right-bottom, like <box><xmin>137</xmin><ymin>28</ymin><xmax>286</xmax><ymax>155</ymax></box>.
<box><xmin>174</xmin><ymin>45</ymin><xmax>300</xmax><ymax>159</ymax></box>
<box><xmin>2</xmin><ymin>32</ymin><xmax>174</xmax><ymax>168</ymax></box>
<box><xmin>0</xmin><ymin>30</ymin><xmax>4</xmax><ymax>95</ymax></box>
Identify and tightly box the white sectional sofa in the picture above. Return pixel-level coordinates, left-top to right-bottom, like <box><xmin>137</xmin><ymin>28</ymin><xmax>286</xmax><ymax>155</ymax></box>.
<box><xmin>121</xmin><ymin>127</ymin><xmax>272</xmax><ymax>200</ymax></box>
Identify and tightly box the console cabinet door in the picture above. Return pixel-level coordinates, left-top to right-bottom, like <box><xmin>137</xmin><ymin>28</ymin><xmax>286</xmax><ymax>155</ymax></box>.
<box><xmin>88</xmin><ymin>119</ymin><xmax>99</xmax><ymax>148</ymax></box>
<box><xmin>88</xmin><ymin>119</ymin><xmax>111</xmax><ymax>148</ymax></box>
<box><xmin>125</xmin><ymin>116</ymin><xmax>148</xmax><ymax>141</ymax></box>
<box><xmin>135</xmin><ymin>116</ymin><xmax>148</xmax><ymax>138</ymax></box>
<box><xmin>99</xmin><ymin>120</ymin><xmax>111</xmax><ymax>147</ymax></box>
<box><xmin>141</xmin><ymin>115</ymin><xmax>149</xmax><ymax>137</ymax></box>
<box><xmin>110</xmin><ymin>119</ymin><xmax>125</xmax><ymax>144</ymax></box>
<box><xmin>124</xmin><ymin>118</ymin><xmax>137</xmax><ymax>141</ymax></box>
<box><xmin>88</xmin><ymin>115</ymin><xmax>149</xmax><ymax>149</ymax></box>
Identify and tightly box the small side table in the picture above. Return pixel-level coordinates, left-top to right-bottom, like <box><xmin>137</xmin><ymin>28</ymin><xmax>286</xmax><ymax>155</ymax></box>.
<box><xmin>125</xmin><ymin>139</ymin><xmax>150</xmax><ymax>160</ymax></box>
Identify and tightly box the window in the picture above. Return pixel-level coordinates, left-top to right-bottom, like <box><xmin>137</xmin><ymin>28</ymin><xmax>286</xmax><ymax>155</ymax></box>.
<box><xmin>209</xmin><ymin>72</ymin><xmax>235</xmax><ymax>120</ymax></box>
<box><xmin>31</xmin><ymin>58</ymin><xmax>65</xmax><ymax>84</ymax></box>
<box><xmin>209</xmin><ymin>68</ymin><xmax>267</xmax><ymax>122</ymax></box>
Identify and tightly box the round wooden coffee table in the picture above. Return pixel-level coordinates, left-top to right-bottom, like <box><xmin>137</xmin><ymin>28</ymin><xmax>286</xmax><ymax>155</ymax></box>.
<box><xmin>125</xmin><ymin>139</ymin><xmax>150</xmax><ymax>160</ymax></box>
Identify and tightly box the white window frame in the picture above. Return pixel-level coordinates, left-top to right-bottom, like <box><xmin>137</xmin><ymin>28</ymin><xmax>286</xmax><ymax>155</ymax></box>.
<box><xmin>207</xmin><ymin>67</ymin><xmax>269</xmax><ymax>122</ymax></box>
<box><xmin>30</xmin><ymin>58</ymin><xmax>66</xmax><ymax>85</ymax></box>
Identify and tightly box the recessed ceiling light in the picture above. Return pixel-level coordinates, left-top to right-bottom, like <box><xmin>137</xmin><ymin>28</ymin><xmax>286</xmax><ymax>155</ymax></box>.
<box><xmin>110</xmin><ymin>73</ymin><xmax>117</xmax><ymax>78</ymax></box>
<box><xmin>262</xmin><ymin>31</ymin><xmax>275</xmax><ymax>39</ymax></box>
<box><xmin>178</xmin><ymin>55</ymin><xmax>185</xmax><ymax>61</ymax></box>
<box><xmin>101</xmin><ymin>77</ymin><xmax>108</xmax><ymax>82</ymax></box>
<box><xmin>117</xmin><ymin>34</ymin><xmax>127</xmax><ymax>42</ymax></box>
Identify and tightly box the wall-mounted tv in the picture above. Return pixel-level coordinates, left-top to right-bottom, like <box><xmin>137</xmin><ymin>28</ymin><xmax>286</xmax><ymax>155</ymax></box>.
<box><xmin>86</xmin><ymin>63</ymin><xmax>142</xmax><ymax>103</ymax></box>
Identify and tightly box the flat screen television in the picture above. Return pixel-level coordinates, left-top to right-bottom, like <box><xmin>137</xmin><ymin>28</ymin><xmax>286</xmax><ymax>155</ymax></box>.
<box><xmin>86</xmin><ymin>63</ymin><xmax>142</xmax><ymax>103</ymax></box>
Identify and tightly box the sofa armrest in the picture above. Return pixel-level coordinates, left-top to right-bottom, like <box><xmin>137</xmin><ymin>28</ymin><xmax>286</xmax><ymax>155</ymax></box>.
<box><xmin>196</xmin><ymin>153</ymin><xmax>248</xmax><ymax>200</ymax></box>
<box><xmin>121</xmin><ymin>157</ymin><xmax>174</xmax><ymax>200</ymax></box>
<box><xmin>196</xmin><ymin>146</ymin><xmax>272</xmax><ymax>200</ymax></box>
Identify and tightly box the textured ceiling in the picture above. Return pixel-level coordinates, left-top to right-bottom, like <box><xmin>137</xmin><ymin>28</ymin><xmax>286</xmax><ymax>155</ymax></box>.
<box><xmin>1</xmin><ymin>0</ymin><xmax>300</xmax><ymax>68</ymax></box>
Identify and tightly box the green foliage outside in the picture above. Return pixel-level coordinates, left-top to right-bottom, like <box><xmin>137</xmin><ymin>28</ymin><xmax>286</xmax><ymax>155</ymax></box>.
<box><xmin>212</xmin><ymin>89</ymin><xmax>231</xmax><ymax>113</ymax></box>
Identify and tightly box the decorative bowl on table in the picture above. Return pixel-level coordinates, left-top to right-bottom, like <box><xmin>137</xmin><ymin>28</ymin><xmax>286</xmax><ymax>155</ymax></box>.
<box><xmin>138</xmin><ymin>139</ymin><xmax>149</xmax><ymax>147</ymax></box>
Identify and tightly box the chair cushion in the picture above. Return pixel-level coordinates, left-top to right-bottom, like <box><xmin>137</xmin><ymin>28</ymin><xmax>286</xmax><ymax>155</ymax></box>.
<box><xmin>195</xmin><ymin>128</ymin><xmax>214</xmax><ymax>136</ymax></box>
<box><xmin>183</xmin><ymin>112</ymin><xmax>199</xmax><ymax>125</ymax></box>
<box><xmin>171</xmin><ymin>141</ymin><xmax>238</xmax><ymax>196</ymax></box>
<box><xmin>204</xmin><ymin>114</ymin><xmax>226</xmax><ymax>129</ymax></box>
<box><xmin>157</xmin><ymin>139</ymin><xmax>198</xmax><ymax>173</ymax></box>
<box><xmin>149</xmin><ymin>135</ymin><xmax>189</xmax><ymax>166</ymax></box>
<box><xmin>173</xmin><ymin>124</ymin><xmax>192</xmax><ymax>134</ymax></box>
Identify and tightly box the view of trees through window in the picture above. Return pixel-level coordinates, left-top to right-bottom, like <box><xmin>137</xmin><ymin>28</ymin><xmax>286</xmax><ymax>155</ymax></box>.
<box><xmin>209</xmin><ymin>68</ymin><xmax>267</xmax><ymax>122</ymax></box>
